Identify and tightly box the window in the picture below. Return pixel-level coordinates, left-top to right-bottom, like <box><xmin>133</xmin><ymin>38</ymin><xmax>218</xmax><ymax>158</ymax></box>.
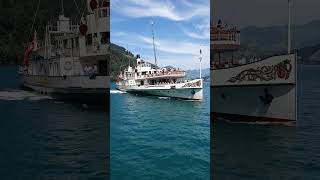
<box><xmin>101</xmin><ymin>8</ymin><xmax>109</xmax><ymax>17</ymax></box>
<box><xmin>71</xmin><ymin>38</ymin><xmax>74</xmax><ymax>48</ymax></box>
<box><xmin>102</xmin><ymin>1</ymin><xmax>110</xmax><ymax>7</ymax></box>
<box><xmin>63</xmin><ymin>39</ymin><xmax>67</xmax><ymax>48</ymax></box>
<box><xmin>86</xmin><ymin>34</ymin><xmax>92</xmax><ymax>45</ymax></box>
<box><xmin>55</xmin><ymin>63</ymin><xmax>59</xmax><ymax>76</ymax></box>
<box><xmin>49</xmin><ymin>63</ymin><xmax>52</xmax><ymax>76</ymax></box>
<box><xmin>75</xmin><ymin>37</ymin><xmax>79</xmax><ymax>48</ymax></box>
<box><xmin>100</xmin><ymin>32</ymin><xmax>109</xmax><ymax>44</ymax></box>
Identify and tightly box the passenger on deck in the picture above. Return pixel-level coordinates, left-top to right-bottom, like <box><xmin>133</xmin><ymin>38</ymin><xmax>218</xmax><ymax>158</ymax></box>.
<box><xmin>87</xmin><ymin>65</ymin><xmax>93</xmax><ymax>75</ymax></box>
<box><xmin>93</xmin><ymin>34</ymin><xmax>100</xmax><ymax>51</ymax></box>
<box><xmin>84</xmin><ymin>64</ymin><xmax>89</xmax><ymax>75</ymax></box>
<box><xmin>93</xmin><ymin>64</ymin><xmax>98</xmax><ymax>75</ymax></box>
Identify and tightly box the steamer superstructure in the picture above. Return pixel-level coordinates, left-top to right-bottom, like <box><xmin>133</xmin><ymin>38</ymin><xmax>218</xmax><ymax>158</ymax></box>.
<box><xmin>19</xmin><ymin>0</ymin><xmax>110</xmax><ymax>103</ymax></box>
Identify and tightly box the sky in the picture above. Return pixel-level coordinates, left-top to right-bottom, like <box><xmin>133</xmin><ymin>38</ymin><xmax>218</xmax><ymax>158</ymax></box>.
<box><xmin>111</xmin><ymin>0</ymin><xmax>210</xmax><ymax>70</ymax></box>
<box><xmin>212</xmin><ymin>0</ymin><xmax>320</xmax><ymax>28</ymax></box>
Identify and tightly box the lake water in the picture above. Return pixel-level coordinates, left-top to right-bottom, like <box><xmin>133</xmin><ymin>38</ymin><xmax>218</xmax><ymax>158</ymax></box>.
<box><xmin>1</xmin><ymin>64</ymin><xmax>317</xmax><ymax>179</ymax></box>
<box><xmin>110</xmin><ymin>82</ymin><xmax>210</xmax><ymax>179</ymax></box>
<box><xmin>212</xmin><ymin>64</ymin><xmax>320</xmax><ymax>179</ymax></box>
<box><xmin>0</xmin><ymin>66</ymin><xmax>109</xmax><ymax>180</ymax></box>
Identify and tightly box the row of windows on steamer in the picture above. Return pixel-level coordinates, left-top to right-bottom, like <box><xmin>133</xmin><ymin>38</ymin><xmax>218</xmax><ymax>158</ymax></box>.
<box><xmin>86</xmin><ymin>32</ymin><xmax>110</xmax><ymax>45</ymax></box>
<box><xmin>51</xmin><ymin>32</ymin><xmax>109</xmax><ymax>49</ymax></box>
<box><xmin>98</xmin><ymin>6</ymin><xmax>110</xmax><ymax>18</ymax></box>
<box><xmin>52</xmin><ymin>37</ymin><xmax>79</xmax><ymax>50</ymax></box>
<box><xmin>211</xmin><ymin>34</ymin><xmax>240</xmax><ymax>41</ymax></box>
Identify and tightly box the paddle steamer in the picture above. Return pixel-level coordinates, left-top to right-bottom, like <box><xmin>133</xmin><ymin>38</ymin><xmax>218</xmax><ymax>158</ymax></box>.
<box><xmin>117</xmin><ymin>55</ymin><xmax>203</xmax><ymax>100</ymax></box>
<box><xmin>19</xmin><ymin>0</ymin><xmax>110</xmax><ymax>103</ymax></box>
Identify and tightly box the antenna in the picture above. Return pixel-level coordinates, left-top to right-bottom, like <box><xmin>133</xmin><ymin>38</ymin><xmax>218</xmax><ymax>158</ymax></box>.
<box><xmin>199</xmin><ymin>48</ymin><xmax>202</xmax><ymax>79</ymax></box>
<box><xmin>151</xmin><ymin>20</ymin><xmax>158</xmax><ymax>66</ymax></box>
<box><xmin>127</xmin><ymin>44</ymin><xmax>130</xmax><ymax>67</ymax></box>
<box><xmin>288</xmin><ymin>0</ymin><xmax>292</xmax><ymax>54</ymax></box>
<box><xmin>61</xmin><ymin>0</ymin><xmax>65</xmax><ymax>16</ymax></box>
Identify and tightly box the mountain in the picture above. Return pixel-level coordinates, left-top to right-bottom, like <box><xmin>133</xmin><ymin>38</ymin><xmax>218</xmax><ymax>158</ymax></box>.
<box><xmin>110</xmin><ymin>43</ymin><xmax>175</xmax><ymax>80</ymax></box>
<box><xmin>185</xmin><ymin>68</ymin><xmax>210</xmax><ymax>80</ymax></box>
<box><xmin>296</xmin><ymin>44</ymin><xmax>320</xmax><ymax>64</ymax></box>
<box><xmin>110</xmin><ymin>43</ymin><xmax>136</xmax><ymax>80</ymax></box>
<box><xmin>239</xmin><ymin>20</ymin><xmax>320</xmax><ymax>63</ymax></box>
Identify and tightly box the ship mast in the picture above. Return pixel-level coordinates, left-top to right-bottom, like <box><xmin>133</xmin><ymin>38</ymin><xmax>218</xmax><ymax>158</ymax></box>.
<box><xmin>199</xmin><ymin>49</ymin><xmax>202</xmax><ymax>79</ymax></box>
<box><xmin>288</xmin><ymin>0</ymin><xmax>292</xmax><ymax>54</ymax></box>
<box><xmin>151</xmin><ymin>20</ymin><xmax>158</xmax><ymax>66</ymax></box>
<box><xmin>61</xmin><ymin>0</ymin><xmax>65</xmax><ymax>15</ymax></box>
<box><xmin>127</xmin><ymin>44</ymin><xmax>130</xmax><ymax>67</ymax></box>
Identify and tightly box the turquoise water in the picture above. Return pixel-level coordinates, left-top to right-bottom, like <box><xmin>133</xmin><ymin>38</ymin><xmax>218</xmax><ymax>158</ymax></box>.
<box><xmin>0</xmin><ymin>66</ymin><xmax>108</xmax><ymax>179</ymax></box>
<box><xmin>110</xmin><ymin>82</ymin><xmax>210</xmax><ymax>179</ymax></box>
<box><xmin>212</xmin><ymin>64</ymin><xmax>320</xmax><ymax>179</ymax></box>
<box><xmin>3</xmin><ymin>64</ymin><xmax>317</xmax><ymax>179</ymax></box>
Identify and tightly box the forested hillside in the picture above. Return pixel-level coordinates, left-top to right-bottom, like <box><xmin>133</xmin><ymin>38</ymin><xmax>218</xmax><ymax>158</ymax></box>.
<box><xmin>110</xmin><ymin>43</ymin><xmax>136</xmax><ymax>80</ymax></box>
<box><xmin>0</xmin><ymin>0</ymin><xmax>86</xmax><ymax>64</ymax></box>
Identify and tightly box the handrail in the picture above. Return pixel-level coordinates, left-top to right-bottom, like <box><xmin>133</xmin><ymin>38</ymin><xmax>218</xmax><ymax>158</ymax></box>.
<box><xmin>136</xmin><ymin>71</ymin><xmax>186</xmax><ymax>79</ymax></box>
<box><xmin>211</xmin><ymin>53</ymin><xmax>295</xmax><ymax>70</ymax></box>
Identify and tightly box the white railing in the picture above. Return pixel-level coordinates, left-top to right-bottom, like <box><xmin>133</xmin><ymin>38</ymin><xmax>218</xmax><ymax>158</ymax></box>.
<box><xmin>70</xmin><ymin>25</ymin><xmax>80</xmax><ymax>33</ymax></box>
<box><xmin>136</xmin><ymin>71</ymin><xmax>186</xmax><ymax>79</ymax></box>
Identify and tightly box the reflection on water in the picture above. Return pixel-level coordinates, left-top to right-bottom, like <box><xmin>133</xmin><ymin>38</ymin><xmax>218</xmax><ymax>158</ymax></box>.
<box><xmin>0</xmin><ymin>89</ymin><xmax>52</xmax><ymax>101</ymax></box>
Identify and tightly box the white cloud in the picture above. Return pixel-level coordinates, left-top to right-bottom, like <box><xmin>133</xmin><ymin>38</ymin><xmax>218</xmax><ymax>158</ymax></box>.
<box><xmin>112</xmin><ymin>33</ymin><xmax>209</xmax><ymax>69</ymax></box>
<box><xmin>138</xmin><ymin>35</ymin><xmax>210</xmax><ymax>69</ymax></box>
<box><xmin>112</xmin><ymin>32</ymin><xmax>127</xmax><ymax>37</ymax></box>
<box><xmin>182</xmin><ymin>29</ymin><xmax>209</xmax><ymax>40</ymax></box>
<box><xmin>111</xmin><ymin>0</ymin><xmax>210</xmax><ymax>69</ymax></box>
<box><xmin>112</xmin><ymin>0</ymin><xmax>209</xmax><ymax>21</ymax></box>
<box><xmin>181</xmin><ymin>18</ymin><xmax>210</xmax><ymax>40</ymax></box>
<box><xmin>140</xmin><ymin>36</ymin><xmax>207</xmax><ymax>56</ymax></box>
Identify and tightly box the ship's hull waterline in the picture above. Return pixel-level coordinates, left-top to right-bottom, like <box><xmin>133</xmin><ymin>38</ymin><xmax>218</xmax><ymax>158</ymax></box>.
<box><xmin>211</xmin><ymin>54</ymin><xmax>297</xmax><ymax>124</ymax></box>
<box><xmin>118</xmin><ymin>79</ymin><xmax>203</xmax><ymax>100</ymax></box>
<box><xmin>21</xmin><ymin>75</ymin><xmax>110</xmax><ymax>104</ymax></box>
<box><xmin>123</xmin><ymin>87</ymin><xmax>203</xmax><ymax>100</ymax></box>
<box><xmin>211</xmin><ymin>84</ymin><xmax>296</xmax><ymax>124</ymax></box>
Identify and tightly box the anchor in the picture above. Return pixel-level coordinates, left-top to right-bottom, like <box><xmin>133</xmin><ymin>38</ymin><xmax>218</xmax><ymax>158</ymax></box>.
<box><xmin>260</xmin><ymin>88</ymin><xmax>273</xmax><ymax>105</ymax></box>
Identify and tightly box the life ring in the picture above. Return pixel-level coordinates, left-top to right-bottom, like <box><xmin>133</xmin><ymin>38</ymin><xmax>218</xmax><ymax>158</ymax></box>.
<box><xmin>79</xmin><ymin>24</ymin><xmax>88</xmax><ymax>36</ymax></box>
<box><xmin>259</xmin><ymin>88</ymin><xmax>273</xmax><ymax>105</ymax></box>
<box><xmin>64</xmin><ymin>62</ymin><xmax>72</xmax><ymax>71</ymax></box>
<box><xmin>90</xmin><ymin>0</ymin><xmax>98</xmax><ymax>10</ymax></box>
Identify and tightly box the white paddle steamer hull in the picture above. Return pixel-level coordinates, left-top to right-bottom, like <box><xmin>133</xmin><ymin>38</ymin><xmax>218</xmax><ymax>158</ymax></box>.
<box><xmin>211</xmin><ymin>54</ymin><xmax>297</xmax><ymax>123</ymax></box>
<box><xmin>21</xmin><ymin>75</ymin><xmax>109</xmax><ymax>103</ymax></box>
<box><xmin>119</xmin><ymin>79</ymin><xmax>203</xmax><ymax>100</ymax></box>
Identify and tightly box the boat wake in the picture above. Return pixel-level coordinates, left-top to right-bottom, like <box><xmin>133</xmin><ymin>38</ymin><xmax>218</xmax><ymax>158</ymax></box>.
<box><xmin>110</xmin><ymin>90</ymin><xmax>126</xmax><ymax>94</ymax></box>
<box><xmin>0</xmin><ymin>89</ymin><xmax>53</xmax><ymax>101</ymax></box>
<box><xmin>158</xmin><ymin>97</ymin><xmax>171</xmax><ymax>99</ymax></box>
<box><xmin>157</xmin><ymin>97</ymin><xmax>201</xmax><ymax>102</ymax></box>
